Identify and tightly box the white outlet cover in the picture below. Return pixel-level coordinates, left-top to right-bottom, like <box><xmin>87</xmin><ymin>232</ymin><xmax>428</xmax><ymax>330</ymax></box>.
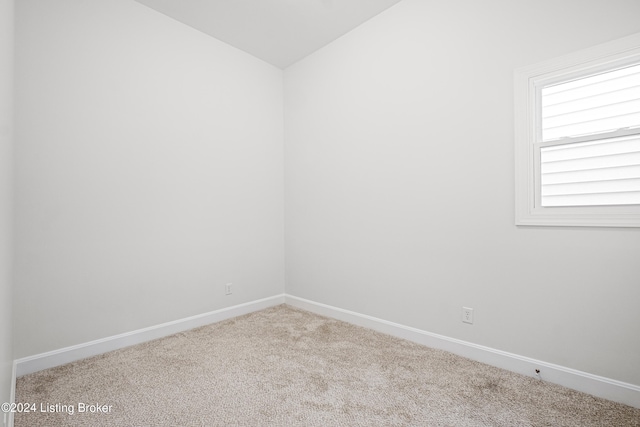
<box><xmin>462</xmin><ymin>307</ymin><xmax>473</xmax><ymax>324</ymax></box>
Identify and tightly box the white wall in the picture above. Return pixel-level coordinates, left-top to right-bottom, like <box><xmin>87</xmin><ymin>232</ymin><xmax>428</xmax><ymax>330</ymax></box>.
<box><xmin>284</xmin><ymin>0</ymin><xmax>640</xmax><ymax>386</ymax></box>
<box><xmin>14</xmin><ymin>0</ymin><xmax>284</xmax><ymax>358</ymax></box>
<box><xmin>12</xmin><ymin>0</ymin><xmax>640</xmax><ymax>392</ymax></box>
<box><xmin>0</xmin><ymin>0</ymin><xmax>14</xmax><ymax>411</ymax></box>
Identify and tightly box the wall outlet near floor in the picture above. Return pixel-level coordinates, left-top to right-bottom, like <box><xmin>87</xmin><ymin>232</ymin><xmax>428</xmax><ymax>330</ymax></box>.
<box><xmin>225</xmin><ymin>283</ymin><xmax>232</xmax><ymax>295</ymax></box>
<box><xmin>462</xmin><ymin>307</ymin><xmax>473</xmax><ymax>324</ymax></box>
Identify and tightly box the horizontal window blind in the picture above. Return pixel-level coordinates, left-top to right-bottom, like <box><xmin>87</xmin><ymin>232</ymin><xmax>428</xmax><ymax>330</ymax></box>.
<box><xmin>541</xmin><ymin>135</ymin><xmax>640</xmax><ymax>206</ymax></box>
<box><xmin>541</xmin><ymin>63</ymin><xmax>640</xmax><ymax>142</ymax></box>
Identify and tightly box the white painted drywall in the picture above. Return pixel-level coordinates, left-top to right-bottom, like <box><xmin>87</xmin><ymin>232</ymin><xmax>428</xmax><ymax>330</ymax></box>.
<box><xmin>284</xmin><ymin>0</ymin><xmax>640</xmax><ymax>386</ymax></box>
<box><xmin>0</xmin><ymin>0</ymin><xmax>14</xmax><ymax>411</ymax></box>
<box><xmin>135</xmin><ymin>0</ymin><xmax>403</xmax><ymax>69</ymax></box>
<box><xmin>13</xmin><ymin>0</ymin><xmax>284</xmax><ymax>358</ymax></box>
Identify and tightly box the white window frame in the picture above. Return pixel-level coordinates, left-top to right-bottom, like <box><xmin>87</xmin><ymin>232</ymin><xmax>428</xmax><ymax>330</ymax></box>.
<box><xmin>515</xmin><ymin>32</ymin><xmax>640</xmax><ymax>227</ymax></box>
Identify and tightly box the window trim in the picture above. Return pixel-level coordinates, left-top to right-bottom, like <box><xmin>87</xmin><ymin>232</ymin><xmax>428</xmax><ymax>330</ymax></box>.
<box><xmin>514</xmin><ymin>32</ymin><xmax>640</xmax><ymax>227</ymax></box>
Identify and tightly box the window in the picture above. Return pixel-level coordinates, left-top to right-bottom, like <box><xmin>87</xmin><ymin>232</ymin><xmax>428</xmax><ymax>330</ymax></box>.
<box><xmin>515</xmin><ymin>32</ymin><xmax>640</xmax><ymax>227</ymax></box>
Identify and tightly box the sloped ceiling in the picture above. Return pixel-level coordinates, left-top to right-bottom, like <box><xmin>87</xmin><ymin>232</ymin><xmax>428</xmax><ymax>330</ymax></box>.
<box><xmin>135</xmin><ymin>0</ymin><xmax>403</xmax><ymax>69</ymax></box>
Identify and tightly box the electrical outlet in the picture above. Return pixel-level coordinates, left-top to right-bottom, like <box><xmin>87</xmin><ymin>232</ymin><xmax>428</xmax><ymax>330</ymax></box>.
<box><xmin>225</xmin><ymin>283</ymin><xmax>232</xmax><ymax>295</ymax></box>
<box><xmin>462</xmin><ymin>307</ymin><xmax>473</xmax><ymax>324</ymax></box>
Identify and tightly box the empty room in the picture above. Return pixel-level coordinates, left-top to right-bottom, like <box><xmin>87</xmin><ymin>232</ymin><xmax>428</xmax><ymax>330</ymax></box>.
<box><xmin>1</xmin><ymin>0</ymin><xmax>640</xmax><ymax>426</ymax></box>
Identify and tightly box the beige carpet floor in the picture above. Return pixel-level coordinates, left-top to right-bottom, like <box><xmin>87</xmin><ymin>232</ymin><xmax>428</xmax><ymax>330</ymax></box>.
<box><xmin>15</xmin><ymin>305</ymin><xmax>640</xmax><ymax>426</ymax></box>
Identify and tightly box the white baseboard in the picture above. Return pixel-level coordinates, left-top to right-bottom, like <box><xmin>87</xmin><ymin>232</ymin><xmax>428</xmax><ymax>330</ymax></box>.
<box><xmin>285</xmin><ymin>294</ymin><xmax>640</xmax><ymax>409</ymax></box>
<box><xmin>7</xmin><ymin>362</ymin><xmax>15</xmax><ymax>427</ymax></box>
<box><xmin>12</xmin><ymin>292</ymin><xmax>639</xmax><ymax>410</ymax></box>
<box><xmin>15</xmin><ymin>294</ymin><xmax>285</xmax><ymax>378</ymax></box>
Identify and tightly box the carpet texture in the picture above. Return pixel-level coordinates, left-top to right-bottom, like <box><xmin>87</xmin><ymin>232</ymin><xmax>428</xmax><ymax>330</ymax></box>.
<box><xmin>15</xmin><ymin>305</ymin><xmax>640</xmax><ymax>426</ymax></box>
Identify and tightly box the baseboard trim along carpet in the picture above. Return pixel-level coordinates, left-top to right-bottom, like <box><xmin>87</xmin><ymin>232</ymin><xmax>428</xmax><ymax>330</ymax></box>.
<box><xmin>14</xmin><ymin>294</ymin><xmax>286</xmax><ymax>378</ymax></box>
<box><xmin>13</xmin><ymin>293</ymin><xmax>640</xmax><ymax>410</ymax></box>
<box><xmin>8</xmin><ymin>361</ymin><xmax>16</xmax><ymax>427</ymax></box>
<box><xmin>284</xmin><ymin>294</ymin><xmax>640</xmax><ymax>409</ymax></box>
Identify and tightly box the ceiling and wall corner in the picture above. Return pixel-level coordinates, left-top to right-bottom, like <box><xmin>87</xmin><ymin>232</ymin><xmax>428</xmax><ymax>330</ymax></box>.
<box><xmin>134</xmin><ymin>0</ymin><xmax>403</xmax><ymax>69</ymax></box>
